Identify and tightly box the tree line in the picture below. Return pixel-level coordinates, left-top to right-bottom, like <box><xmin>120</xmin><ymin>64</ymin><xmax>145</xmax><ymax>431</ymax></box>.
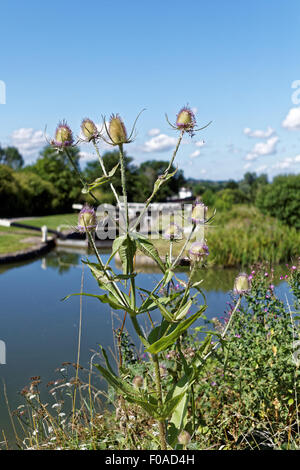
<box><xmin>0</xmin><ymin>143</ymin><xmax>299</xmax><ymax>229</ymax></box>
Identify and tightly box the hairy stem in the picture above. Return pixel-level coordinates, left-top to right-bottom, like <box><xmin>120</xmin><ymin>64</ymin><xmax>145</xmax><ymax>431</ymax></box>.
<box><xmin>92</xmin><ymin>140</ymin><xmax>120</xmax><ymax>204</ymax></box>
<box><xmin>152</xmin><ymin>353</ymin><xmax>167</xmax><ymax>450</ymax></box>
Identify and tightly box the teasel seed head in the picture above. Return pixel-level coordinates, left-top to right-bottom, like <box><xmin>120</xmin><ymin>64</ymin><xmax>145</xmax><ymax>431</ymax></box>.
<box><xmin>132</xmin><ymin>375</ymin><xmax>144</xmax><ymax>389</ymax></box>
<box><xmin>234</xmin><ymin>272</ymin><xmax>250</xmax><ymax>295</ymax></box>
<box><xmin>178</xmin><ymin>430</ymin><xmax>191</xmax><ymax>445</ymax></box>
<box><xmin>188</xmin><ymin>241</ymin><xmax>209</xmax><ymax>263</ymax></box>
<box><xmin>191</xmin><ymin>202</ymin><xmax>207</xmax><ymax>225</ymax></box>
<box><xmin>81</xmin><ymin>118</ymin><xmax>98</xmax><ymax>141</ymax></box>
<box><xmin>176</xmin><ymin>106</ymin><xmax>196</xmax><ymax>132</ymax></box>
<box><xmin>77</xmin><ymin>204</ymin><xmax>97</xmax><ymax>233</ymax></box>
<box><xmin>163</xmin><ymin>223</ymin><xmax>183</xmax><ymax>240</ymax></box>
<box><xmin>108</xmin><ymin>114</ymin><xmax>128</xmax><ymax>145</ymax></box>
<box><xmin>52</xmin><ymin>120</ymin><xmax>73</xmax><ymax>147</ymax></box>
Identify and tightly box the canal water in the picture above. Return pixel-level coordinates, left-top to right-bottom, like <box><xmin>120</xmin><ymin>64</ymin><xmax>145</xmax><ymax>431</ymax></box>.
<box><xmin>0</xmin><ymin>248</ymin><xmax>293</xmax><ymax>446</ymax></box>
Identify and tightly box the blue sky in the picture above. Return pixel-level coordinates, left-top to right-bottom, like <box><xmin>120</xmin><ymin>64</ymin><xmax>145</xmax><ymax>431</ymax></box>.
<box><xmin>0</xmin><ymin>0</ymin><xmax>300</xmax><ymax>180</ymax></box>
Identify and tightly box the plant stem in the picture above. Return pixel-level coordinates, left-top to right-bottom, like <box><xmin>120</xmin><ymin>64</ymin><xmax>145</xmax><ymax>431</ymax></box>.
<box><xmin>171</xmin><ymin>224</ymin><xmax>196</xmax><ymax>269</ymax></box>
<box><xmin>152</xmin><ymin>353</ymin><xmax>167</xmax><ymax>450</ymax></box>
<box><xmin>131</xmin><ymin>131</ymin><xmax>184</xmax><ymax>233</ymax></box>
<box><xmin>92</xmin><ymin>140</ymin><xmax>120</xmax><ymax>204</ymax></box>
<box><xmin>64</xmin><ymin>147</ymin><xmax>98</xmax><ymax>204</ymax></box>
<box><xmin>118</xmin><ymin>143</ymin><xmax>129</xmax><ymax>233</ymax></box>
<box><xmin>203</xmin><ymin>295</ymin><xmax>242</xmax><ymax>361</ymax></box>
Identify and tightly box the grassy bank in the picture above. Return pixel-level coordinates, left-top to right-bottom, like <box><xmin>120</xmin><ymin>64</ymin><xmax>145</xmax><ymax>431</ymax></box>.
<box><xmin>149</xmin><ymin>205</ymin><xmax>300</xmax><ymax>267</ymax></box>
<box><xmin>0</xmin><ymin>213</ymin><xmax>77</xmax><ymax>254</ymax></box>
<box><xmin>0</xmin><ymin>233</ymin><xmax>37</xmax><ymax>254</ymax></box>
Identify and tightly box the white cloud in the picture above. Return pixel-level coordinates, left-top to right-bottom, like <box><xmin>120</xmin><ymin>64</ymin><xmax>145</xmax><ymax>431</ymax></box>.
<box><xmin>243</xmin><ymin>162</ymin><xmax>252</xmax><ymax>170</ymax></box>
<box><xmin>191</xmin><ymin>107</ymin><xmax>198</xmax><ymax>115</ymax></box>
<box><xmin>255</xmin><ymin>164</ymin><xmax>267</xmax><ymax>173</ymax></box>
<box><xmin>141</xmin><ymin>134</ymin><xmax>178</xmax><ymax>153</ymax></box>
<box><xmin>148</xmin><ymin>128</ymin><xmax>160</xmax><ymax>137</ymax></box>
<box><xmin>79</xmin><ymin>151</ymin><xmax>96</xmax><ymax>161</ymax></box>
<box><xmin>282</xmin><ymin>107</ymin><xmax>300</xmax><ymax>130</ymax></box>
<box><xmin>272</xmin><ymin>155</ymin><xmax>300</xmax><ymax>169</ymax></box>
<box><xmin>189</xmin><ymin>150</ymin><xmax>201</xmax><ymax>159</ymax></box>
<box><xmin>10</xmin><ymin>128</ymin><xmax>46</xmax><ymax>159</ymax></box>
<box><xmin>195</xmin><ymin>140</ymin><xmax>205</xmax><ymax>148</ymax></box>
<box><xmin>244</xmin><ymin>126</ymin><xmax>275</xmax><ymax>138</ymax></box>
<box><xmin>245</xmin><ymin>136</ymin><xmax>279</xmax><ymax>161</ymax></box>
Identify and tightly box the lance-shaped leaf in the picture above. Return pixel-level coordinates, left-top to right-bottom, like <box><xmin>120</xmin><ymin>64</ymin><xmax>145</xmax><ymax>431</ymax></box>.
<box><xmin>167</xmin><ymin>371</ymin><xmax>193</xmax><ymax>447</ymax></box>
<box><xmin>117</xmin><ymin>235</ymin><xmax>137</xmax><ymax>275</ymax></box>
<box><xmin>146</xmin><ymin>306</ymin><xmax>207</xmax><ymax>354</ymax></box>
<box><xmin>62</xmin><ymin>291</ymin><xmax>136</xmax><ymax>315</ymax></box>
<box><xmin>95</xmin><ymin>347</ymin><xmax>161</xmax><ymax>417</ymax></box>
<box><xmin>174</xmin><ymin>299</ymin><xmax>193</xmax><ymax>321</ymax></box>
<box><xmin>135</xmin><ymin>235</ymin><xmax>165</xmax><ymax>272</ymax></box>
<box><xmin>82</xmin><ymin>163</ymin><xmax>120</xmax><ymax>193</ymax></box>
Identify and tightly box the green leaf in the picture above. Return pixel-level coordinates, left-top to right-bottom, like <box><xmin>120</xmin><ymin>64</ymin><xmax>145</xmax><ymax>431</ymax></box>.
<box><xmin>174</xmin><ymin>299</ymin><xmax>193</xmax><ymax>321</ymax></box>
<box><xmin>147</xmin><ymin>306</ymin><xmax>206</xmax><ymax>354</ymax></box>
<box><xmin>135</xmin><ymin>235</ymin><xmax>165</xmax><ymax>272</ymax></box>
<box><xmin>85</xmin><ymin>163</ymin><xmax>120</xmax><ymax>191</ymax></box>
<box><xmin>118</xmin><ymin>235</ymin><xmax>137</xmax><ymax>275</ymax></box>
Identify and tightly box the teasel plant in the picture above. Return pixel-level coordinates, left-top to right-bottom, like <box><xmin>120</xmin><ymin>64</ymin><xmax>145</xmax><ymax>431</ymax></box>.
<box><xmin>60</xmin><ymin>107</ymin><xmax>246</xmax><ymax>450</ymax></box>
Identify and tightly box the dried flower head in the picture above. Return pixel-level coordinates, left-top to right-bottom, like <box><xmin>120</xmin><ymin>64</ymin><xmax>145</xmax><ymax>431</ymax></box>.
<box><xmin>52</xmin><ymin>120</ymin><xmax>73</xmax><ymax>147</ymax></box>
<box><xmin>81</xmin><ymin>118</ymin><xmax>99</xmax><ymax>141</ymax></box>
<box><xmin>178</xmin><ymin>430</ymin><xmax>191</xmax><ymax>446</ymax></box>
<box><xmin>132</xmin><ymin>375</ymin><xmax>144</xmax><ymax>389</ymax></box>
<box><xmin>163</xmin><ymin>223</ymin><xmax>183</xmax><ymax>240</ymax></box>
<box><xmin>108</xmin><ymin>114</ymin><xmax>128</xmax><ymax>145</ymax></box>
<box><xmin>77</xmin><ymin>205</ymin><xmax>97</xmax><ymax>233</ymax></box>
<box><xmin>188</xmin><ymin>241</ymin><xmax>209</xmax><ymax>263</ymax></box>
<box><xmin>191</xmin><ymin>202</ymin><xmax>207</xmax><ymax>225</ymax></box>
<box><xmin>234</xmin><ymin>272</ymin><xmax>250</xmax><ymax>295</ymax></box>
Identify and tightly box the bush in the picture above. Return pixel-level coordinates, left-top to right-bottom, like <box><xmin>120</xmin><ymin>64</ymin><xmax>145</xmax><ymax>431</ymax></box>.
<box><xmin>0</xmin><ymin>164</ymin><xmax>23</xmax><ymax>217</ymax></box>
<box><xmin>14</xmin><ymin>171</ymin><xmax>57</xmax><ymax>216</ymax></box>
<box><xmin>256</xmin><ymin>174</ymin><xmax>300</xmax><ymax>229</ymax></box>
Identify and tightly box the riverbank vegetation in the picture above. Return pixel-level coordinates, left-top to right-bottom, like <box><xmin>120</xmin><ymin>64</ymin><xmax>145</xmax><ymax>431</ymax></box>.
<box><xmin>6</xmin><ymin>262</ymin><xmax>300</xmax><ymax>450</ymax></box>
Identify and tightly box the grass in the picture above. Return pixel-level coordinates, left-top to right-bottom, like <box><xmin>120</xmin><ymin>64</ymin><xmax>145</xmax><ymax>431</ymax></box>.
<box><xmin>146</xmin><ymin>205</ymin><xmax>300</xmax><ymax>267</ymax></box>
<box><xmin>0</xmin><ymin>234</ymin><xmax>37</xmax><ymax>254</ymax></box>
<box><xmin>0</xmin><ymin>213</ymin><xmax>77</xmax><ymax>254</ymax></box>
<box><xmin>17</xmin><ymin>213</ymin><xmax>78</xmax><ymax>230</ymax></box>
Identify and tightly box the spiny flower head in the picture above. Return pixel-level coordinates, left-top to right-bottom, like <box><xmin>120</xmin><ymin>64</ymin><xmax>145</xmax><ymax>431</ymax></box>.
<box><xmin>234</xmin><ymin>272</ymin><xmax>250</xmax><ymax>295</ymax></box>
<box><xmin>81</xmin><ymin>118</ymin><xmax>98</xmax><ymax>141</ymax></box>
<box><xmin>108</xmin><ymin>114</ymin><xmax>128</xmax><ymax>145</ymax></box>
<box><xmin>178</xmin><ymin>430</ymin><xmax>191</xmax><ymax>446</ymax></box>
<box><xmin>163</xmin><ymin>223</ymin><xmax>183</xmax><ymax>240</ymax></box>
<box><xmin>191</xmin><ymin>202</ymin><xmax>207</xmax><ymax>225</ymax></box>
<box><xmin>176</xmin><ymin>106</ymin><xmax>196</xmax><ymax>135</ymax></box>
<box><xmin>132</xmin><ymin>375</ymin><xmax>144</xmax><ymax>389</ymax></box>
<box><xmin>52</xmin><ymin>120</ymin><xmax>73</xmax><ymax>147</ymax></box>
<box><xmin>77</xmin><ymin>205</ymin><xmax>97</xmax><ymax>233</ymax></box>
<box><xmin>188</xmin><ymin>241</ymin><xmax>209</xmax><ymax>263</ymax></box>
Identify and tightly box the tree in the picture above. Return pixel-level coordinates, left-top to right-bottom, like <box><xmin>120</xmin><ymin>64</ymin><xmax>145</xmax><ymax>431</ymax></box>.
<box><xmin>0</xmin><ymin>145</ymin><xmax>24</xmax><ymax>169</ymax></box>
<box><xmin>255</xmin><ymin>174</ymin><xmax>300</xmax><ymax>228</ymax></box>
<box><xmin>139</xmin><ymin>160</ymin><xmax>186</xmax><ymax>202</ymax></box>
<box><xmin>29</xmin><ymin>145</ymin><xmax>82</xmax><ymax>212</ymax></box>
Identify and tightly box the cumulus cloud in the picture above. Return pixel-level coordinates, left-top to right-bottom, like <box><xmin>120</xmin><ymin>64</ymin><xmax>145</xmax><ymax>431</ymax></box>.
<box><xmin>141</xmin><ymin>134</ymin><xmax>178</xmax><ymax>153</ymax></box>
<box><xmin>195</xmin><ymin>140</ymin><xmax>205</xmax><ymax>148</ymax></box>
<box><xmin>243</xmin><ymin>162</ymin><xmax>252</xmax><ymax>170</ymax></box>
<box><xmin>245</xmin><ymin>136</ymin><xmax>279</xmax><ymax>161</ymax></box>
<box><xmin>79</xmin><ymin>151</ymin><xmax>96</xmax><ymax>161</ymax></box>
<box><xmin>10</xmin><ymin>128</ymin><xmax>46</xmax><ymax>159</ymax></box>
<box><xmin>189</xmin><ymin>150</ymin><xmax>201</xmax><ymax>159</ymax></box>
<box><xmin>244</xmin><ymin>126</ymin><xmax>275</xmax><ymax>138</ymax></box>
<box><xmin>147</xmin><ymin>128</ymin><xmax>160</xmax><ymax>137</ymax></box>
<box><xmin>255</xmin><ymin>164</ymin><xmax>267</xmax><ymax>173</ymax></box>
<box><xmin>272</xmin><ymin>155</ymin><xmax>300</xmax><ymax>169</ymax></box>
<box><xmin>282</xmin><ymin>107</ymin><xmax>300</xmax><ymax>130</ymax></box>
